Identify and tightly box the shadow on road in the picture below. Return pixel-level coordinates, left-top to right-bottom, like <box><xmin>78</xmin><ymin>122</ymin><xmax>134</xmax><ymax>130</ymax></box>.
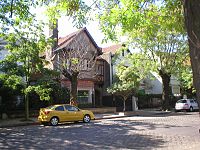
<box><xmin>0</xmin><ymin>115</ymin><xmax>190</xmax><ymax>150</ymax></box>
<box><xmin>136</xmin><ymin>111</ymin><xmax>199</xmax><ymax>118</ymax></box>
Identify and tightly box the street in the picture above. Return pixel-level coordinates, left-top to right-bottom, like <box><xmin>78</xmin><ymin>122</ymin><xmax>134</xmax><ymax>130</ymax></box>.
<box><xmin>0</xmin><ymin>112</ymin><xmax>200</xmax><ymax>150</ymax></box>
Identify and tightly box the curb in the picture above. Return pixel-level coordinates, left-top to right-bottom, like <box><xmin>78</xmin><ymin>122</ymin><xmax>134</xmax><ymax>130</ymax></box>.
<box><xmin>95</xmin><ymin>114</ymin><xmax>136</xmax><ymax>120</ymax></box>
<box><xmin>0</xmin><ymin>122</ymin><xmax>40</xmax><ymax>128</ymax></box>
<box><xmin>0</xmin><ymin>111</ymin><xmax>174</xmax><ymax>128</ymax></box>
<box><xmin>0</xmin><ymin>114</ymin><xmax>136</xmax><ymax>128</ymax></box>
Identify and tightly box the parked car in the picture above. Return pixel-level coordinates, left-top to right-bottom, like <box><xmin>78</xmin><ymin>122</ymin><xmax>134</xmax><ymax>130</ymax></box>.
<box><xmin>38</xmin><ymin>104</ymin><xmax>95</xmax><ymax>126</ymax></box>
<box><xmin>175</xmin><ymin>99</ymin><xmax>199</xmax><ymax>112</ymax></box>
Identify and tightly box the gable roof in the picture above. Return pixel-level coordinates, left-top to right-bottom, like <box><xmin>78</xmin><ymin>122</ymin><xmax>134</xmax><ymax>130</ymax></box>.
<box><xmin>102</xmin><ymin>44</ymin><xmax>122</xmax><ymax>54</ymax></box>
<box><xmin>55</xmin><ymin>27</ymin><xmax>102</xmax><ymax>55</ymax></box>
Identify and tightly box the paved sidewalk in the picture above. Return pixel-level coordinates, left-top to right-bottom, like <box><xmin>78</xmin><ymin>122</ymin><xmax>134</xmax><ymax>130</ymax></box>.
<box><xmin>0</xmin><ymin>109</ymin><xmax>173</xmax><ymax>128</ymax></box>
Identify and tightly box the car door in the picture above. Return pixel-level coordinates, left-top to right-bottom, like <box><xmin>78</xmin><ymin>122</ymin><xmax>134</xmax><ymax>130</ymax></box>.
<box><xmin>54</xmin><ymin>105</ymin><xmax>66</xmax><ymax>122</ymax></box>
<box><xmin>64</xmin><ymin>105</ymin><xmax>83</xmax><ymax>121</ymax></box>
<box><xmin>71</xmin><ymin>106</ymin><xmax>84</xmax><ymax>121</ymax></box>
<box><xmin>190</xmin><ymin>99</ymin><xmax>195</xmax><ymax>109</ymax></box>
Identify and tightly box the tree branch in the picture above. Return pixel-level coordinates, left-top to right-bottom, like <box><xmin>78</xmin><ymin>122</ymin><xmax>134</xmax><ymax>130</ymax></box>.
<box><xmin>10</xmin><ymin>0</ymin><xmax>14</xmax><ymax>18</ymax></box>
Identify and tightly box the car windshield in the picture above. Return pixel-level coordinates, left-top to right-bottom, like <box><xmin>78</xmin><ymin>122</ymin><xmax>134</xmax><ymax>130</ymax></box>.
<box><xmin>177</xmin><ymin>100</ymin><xmax>187</xmax><ymax>103</ymax></box>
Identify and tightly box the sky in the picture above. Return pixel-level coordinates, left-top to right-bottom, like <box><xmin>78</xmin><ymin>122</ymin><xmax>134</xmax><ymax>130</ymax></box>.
<box><xmin>58</xmin><ymin>16</ymin><xmax>109</xmax><ymax>47</ymax></box>
<box><xmin>34</xmin><ymin>6</ymin><xmax>113</xmax><ymax>48</ymax></box>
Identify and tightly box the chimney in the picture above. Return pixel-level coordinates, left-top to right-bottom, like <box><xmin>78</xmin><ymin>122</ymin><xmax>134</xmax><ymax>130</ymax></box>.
<box><xmin>49</xmin><ymin>19</ymin><xmax>58</xmax><ymax>50</ymax></box>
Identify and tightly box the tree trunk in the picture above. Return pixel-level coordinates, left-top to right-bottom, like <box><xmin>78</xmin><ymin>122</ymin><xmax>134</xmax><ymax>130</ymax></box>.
<box><xmin>63</xmin><ymin>69</ymin><xmax>79</xmax><ymax>106</ymax></box>
<box><xmin>25</xmin><ymin>73</ymin><xmax>29</xmax><ymax>120</ymax></box>
<box><xmin>25</xmin><ymin>94</ymin><xmax>29</xmax><ymax>120</ymax></box>
<box><xmin>70</xmin><ymin>72</ymin><xmax>78</xmax><ymax>106</ymax></box>
<box><xmin>184</xmin><ymin>1</ymin><xmax>200</xmax><ymax>111</ymax></box>
<box><xmin>123</xmin><ymin>99</ymin><xmax>126</xmax><ymax>112</ymax></box>
<box><xmin>159</xmin><ymin>70</ymin><xmax>171</xmax><ymax>110</ymax></box>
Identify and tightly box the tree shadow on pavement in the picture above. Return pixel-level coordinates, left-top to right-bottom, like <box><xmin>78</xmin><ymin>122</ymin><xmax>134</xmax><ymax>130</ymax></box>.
<box><xmin>0</xmin><ymin>118</ymin><xmax>186</xmax><ymax>150</ymax></box>
<box><xmin>137</xmin><ymin>111</ymin><xmax>199</xmax><ymax>117</ymax></box>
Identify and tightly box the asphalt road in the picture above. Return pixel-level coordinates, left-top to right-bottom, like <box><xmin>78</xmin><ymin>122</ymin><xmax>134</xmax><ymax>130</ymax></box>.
<box><xmin>0</xmin><ymin>112</ymin><xmax>200</xmax><ymax>150</ymax></box>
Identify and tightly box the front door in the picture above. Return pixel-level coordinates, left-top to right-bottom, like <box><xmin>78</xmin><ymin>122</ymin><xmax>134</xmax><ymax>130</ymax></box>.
<box><xmin>95</xmin><ymin>90</ymin><xmax>100</xmax><ymax>107</ymax></box>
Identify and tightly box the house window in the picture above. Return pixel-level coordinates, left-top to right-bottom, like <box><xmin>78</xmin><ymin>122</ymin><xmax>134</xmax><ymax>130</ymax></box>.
<box><xmin>122</xmin><ymin>50</ymin><xmax>124</xmax><ymax>56</ymax></box>
<box><xmin>80</xmin><ymin>60</ymin><xmax>84</xmax><ymax>70</ymax></box>
<box><xmin>78</xmin><ymin>90</ymin><xmax>89</xmax><ymax>104</ymax></box>
<box><xmin>87</xmin><ymin>60</ymin><xmax>92</xmax><ymax>69</ymax></box>
<box><xmin>83</xmin><ymin>59</ymin><xmax>87</xmax><ymax>70</ymax></box>
<box><xmin>97</xmin><ymin>62</ymin><xmax>104</xmax><ymax>75</ymax></box>
<box><xmin>66</xmin><ymin>59</ymin><xmax>70</xmax><ymax>69</ymax></box>
<box><xmin>81</xmin><ymin>59</ymin><xmax>91</xmax><ymax>70</ymax></box>
<box><xmin>172</xmin><ymin>85</ymin><xmax>180</xmax><ymax>95</ymax></box>
<box><xmin>55</xmin><ymin>54</ymin><xmax>60</xmax><ymax>70</ymax></box>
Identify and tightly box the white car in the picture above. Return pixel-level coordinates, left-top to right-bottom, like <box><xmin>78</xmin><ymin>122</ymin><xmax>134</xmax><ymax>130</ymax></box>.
<box><xmin>175</xmin><ymin>99</ymin><xmax>199</xmax><ymax>112</ymax></box>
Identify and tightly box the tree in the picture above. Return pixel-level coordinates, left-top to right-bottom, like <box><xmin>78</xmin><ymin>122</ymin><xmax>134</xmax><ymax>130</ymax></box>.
<box><xmin>42</xmin><ymin>0</ymin><xmax>91</xmax><ymax>28</ymax></box>
<box><xmin>39</xmin><ymin>1</ymin><xmax>97</xmax><ymax>106</ymax></box>
<box><xmin>0</xmin><ymin>0</ymin><xmax>93</xmax><ymax>119</ymax></box>
<box><xmin>0</xmin><ymin>23</ymin><xmax>54</xmax><ymax>119</ymax></box>
<box><xmin>183</xmin><ymin>1</ymin><xmax>200</xmax><ymax>108</ymax></box>
<box><xmin>0</xmin><ymin>73</ymin><xmax>24</xmax><ymax>115</ymax></box>
<box><xmin>0</xmin><ymin>0</ymin><xmax>55</xmax><ymax>118</ymax></box>
<box><xmin>108</xmin><ymin>51</ymin><xmax>154</xmax><ymax>112</ymax></box>
<box><xmin>52</xmin><ymin>32</ymin><xmax>99</xmax><ymax>106</ymax></box>
<box><xmin>98</xmin><ymin>0</ymin><xmax>188</xmax><ymax>110</ymax></box>
<box><xmin>177</xmin><ymin>58</ymin><xmax>194</xmax><ymax>97</ymax></box>
<box><xmin>108</xmin><ymin>79</ymin><xmax>137</xmax><ymax>112</ymax></box>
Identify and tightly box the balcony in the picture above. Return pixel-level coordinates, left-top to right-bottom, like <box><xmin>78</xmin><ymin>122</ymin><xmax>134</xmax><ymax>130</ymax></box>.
<box><xmin>95</xmin><ymin>74</ymin><xmax>104</xmax><ymax>84</ymax></box>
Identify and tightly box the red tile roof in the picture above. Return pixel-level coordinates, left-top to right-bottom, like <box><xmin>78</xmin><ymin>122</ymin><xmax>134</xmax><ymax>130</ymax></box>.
<box><xmin>55</xmin><ymin>27</ymin><xmax>102</xmax><ymax>55</ymax></box>
<box><xmin>102</xmin><ymin>44</ymin><xmax>122</xmax><ymax>54</ymax></box>
<box><xmin>57</xmin><ymin>29</ymin><xmax>81</xmax><ymax>49</ymax></box>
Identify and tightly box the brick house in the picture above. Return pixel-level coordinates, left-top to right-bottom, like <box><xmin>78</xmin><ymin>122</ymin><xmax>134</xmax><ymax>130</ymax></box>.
<box><xmin>101</xmin><ymin>44</ymin><xmax>181</xmax><ymax>95</ymax></box>
<box><xmin>48</xmin><ymin>27</ymin><xmax>106</xmax><ymax>107</ymax></box>
<box><xmin>100</xmin><ymin>44</ymin><xmax>132</xmax><ymax>107</ymax></box>
<box><xmin>101</xmin><ymin>44</ymin><xmax>181</xmax><ymax>109</ymax></box>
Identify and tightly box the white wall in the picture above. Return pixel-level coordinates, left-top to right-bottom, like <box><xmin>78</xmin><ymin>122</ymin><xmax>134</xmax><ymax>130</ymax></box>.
<box><xmin>0</xmin><ymin>38</ymin><xmax>8</xmax><ymax>61</ymax></box>
<box><xmin>0</xmin><ymin>39</ymin><xmax>9</xmax><ymax>74</ymax></box>
<box><xmin>146</xmin><ymin>72</ymin><xmax>163</xmax><ymax>94</ymax></box>
<box><xmin>112</xmin><ymin>50</ymin><xmax>131</xmax><ymax>79</ymax></box>
<box><xmin>0</xmin><ymin>49</ymin><xmax>8</xmax><ymax>61</ymax></box>
<box><xmin>145</xmin><ymin>72</ymin><xmax>180</xmax><ymax>95</ymax></box>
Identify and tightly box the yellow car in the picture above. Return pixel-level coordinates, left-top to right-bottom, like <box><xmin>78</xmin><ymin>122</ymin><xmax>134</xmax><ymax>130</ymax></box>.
<box><xmin>38</xmin><ymin>104</ymin><xmax>95</xmax><ymax>126</ymax></box>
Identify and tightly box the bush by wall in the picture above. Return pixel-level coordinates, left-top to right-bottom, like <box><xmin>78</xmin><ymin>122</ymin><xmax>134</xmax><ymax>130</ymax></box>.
<box><xmin>137</xmin><ymin>94</ymin><xmax>162</xmax><ymax>109</ymax></box>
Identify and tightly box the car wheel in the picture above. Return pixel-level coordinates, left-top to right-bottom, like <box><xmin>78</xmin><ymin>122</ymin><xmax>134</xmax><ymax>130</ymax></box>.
<box><xmin>83</xmin><ymin>115</ymin><xmax>91</xmax><ymax>123</ymax></box>
<box><xmin>50</xmin><ymin>117</ymin><xmax>59</xmax><ymax>126</ymax></box>
<box><xmin>190</xmin><ymin>106</ymin><xmax>193</xmax><ymax>112</ymax></box>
